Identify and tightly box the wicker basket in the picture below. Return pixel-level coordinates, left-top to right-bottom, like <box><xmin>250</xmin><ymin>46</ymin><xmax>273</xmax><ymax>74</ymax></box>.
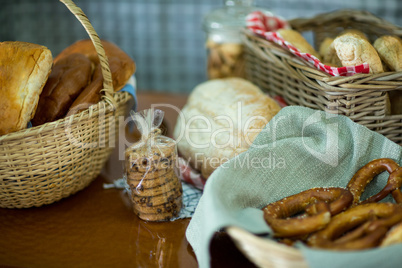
<box><xmin>0</xmin><ymin>0</ymin><xmax>132</xmax><ymax>208</ymax></box>
<box><xmin>227</xmin><ymin>226</ymin><xmax>308</xmax><ymax>268</ymax></box>
<box><xmin>242</xmin><ymin>9</ymin><xmax>402</xmax><ymax>145</ymax></box>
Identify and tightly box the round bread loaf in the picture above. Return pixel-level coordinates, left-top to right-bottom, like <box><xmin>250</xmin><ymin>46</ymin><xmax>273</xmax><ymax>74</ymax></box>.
<box><xmin>173</xmin><ymin>78</ymin><xmax>281</xmax><ymax>179</ymax></box>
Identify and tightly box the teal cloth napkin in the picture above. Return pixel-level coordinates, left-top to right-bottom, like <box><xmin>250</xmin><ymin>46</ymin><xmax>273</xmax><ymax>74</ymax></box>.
<box><xmin>186</xmin><ymin>106</ymin><xmax>402</xmax><ymax>268</ymax></box>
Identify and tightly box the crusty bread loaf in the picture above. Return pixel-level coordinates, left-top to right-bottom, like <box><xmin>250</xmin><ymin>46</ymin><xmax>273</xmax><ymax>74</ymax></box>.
<box><xmin>0</xmin><ymin>41</ymin><xmax>52</xmax><ymax>135</ymax></box>
<box><xmin>173</xmin><ymin>78</ymin><xmax>281</xmax><ymax>179</ymax></box>
<box><xmin>32</xmin><ymin>53</ymin><xmax>92</xmax><ymax>126</ymax></box>
<box><xmin>333</xmin><ymin>33</ymin><xmax>383</xmax><ymax>74</ymax></box>
<box><xmin>373</xmin><ymin>35</ymin><xmax>402</xmax><ymax>72</ymax></box>
<box><xmin>278</xmin><ymin>29</ymin><xmax>321</xmax><ymax>60</ymax></box>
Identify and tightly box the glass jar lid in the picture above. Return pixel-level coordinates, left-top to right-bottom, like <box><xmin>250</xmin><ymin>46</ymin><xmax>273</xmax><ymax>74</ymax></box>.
<box><xmin>203</xmin><ymin>1</ymin><xmax>258</xmax><ymax>33</ymax></box>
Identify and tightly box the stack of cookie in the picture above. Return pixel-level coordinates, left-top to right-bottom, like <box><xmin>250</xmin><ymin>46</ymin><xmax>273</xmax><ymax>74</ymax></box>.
<box><xmin>125</xmin><ymin>137</ymin><xmax>183</xmax><ymax>221</ymax></box>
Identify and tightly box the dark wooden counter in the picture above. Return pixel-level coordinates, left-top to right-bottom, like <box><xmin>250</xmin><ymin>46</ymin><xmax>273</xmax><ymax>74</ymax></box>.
<box><xmin>0</xmin><ymin>91</ymin><xmax>256</xmax><ymax>268</ymax></box>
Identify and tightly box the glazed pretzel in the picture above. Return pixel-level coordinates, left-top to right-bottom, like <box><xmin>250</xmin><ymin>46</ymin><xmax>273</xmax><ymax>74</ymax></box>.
<box><xmin>263</xmin><ymin>187</ymin><xmax>353</xmax><ymax>238</ymax></box>
<box><xmin>307</xmin><ymin>203</ymin><xmax>402</xmax><ymax>250</ymax></box>
<box><xmin>346</xmin><ymin>158</ymin><xmax>401</xmax><ymax>204</ymax></box>
<box><xmin>390</xmin><ymin>167</ymin><xmax>402</xmax><ymax>204</ymax></box>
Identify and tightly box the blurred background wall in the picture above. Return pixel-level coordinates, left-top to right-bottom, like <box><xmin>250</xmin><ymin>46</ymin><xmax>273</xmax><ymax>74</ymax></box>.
<box><xmin>1</xmin><ymin>0</ymin><xmax>401</xmax><ymax>94</ymax></box>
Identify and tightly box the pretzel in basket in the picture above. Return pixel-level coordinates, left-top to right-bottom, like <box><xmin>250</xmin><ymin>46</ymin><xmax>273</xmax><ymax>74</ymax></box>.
<box><xmin>307</xmin><ymin>203</ymin><xmax>402</xmax><ymax>250</ymax></box>
<box><xmin>262</xmin><ymin>187</ymin><xmax>353</xmax><ymax>238</ymax></box>
<box><xmin>346</xmin><ymin>158</ymin><xmax>402</xmax><ymax>205</ymax></box>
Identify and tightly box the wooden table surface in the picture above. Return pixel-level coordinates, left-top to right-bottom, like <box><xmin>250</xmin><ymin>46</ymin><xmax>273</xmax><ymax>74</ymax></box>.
<box><xmin>0</xmin><ymin>91</ymin><xmax>256</xmax><ymax>268</ymax></box>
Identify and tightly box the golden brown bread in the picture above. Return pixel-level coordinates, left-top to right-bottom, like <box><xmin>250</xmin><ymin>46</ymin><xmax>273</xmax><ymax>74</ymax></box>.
<box><xmin>67</xmin><ymin>62</ymin><xmax>103</xmax><ymax>114</ymax></box>
<box><xmin>278</xmin><ymin>29</ymin><xmax>321</xmax><ymax>60</ymax></box>
<box><xmin>373</xmin><ymin>35</ymin><xmax>402</xmax><ymax>72</ymax></box>
<box><xmin>333</xmin><ymin>33</ymin><xmax>384</xmax><ymax>74</ymax></box>
<box><xmin>53</xmin><ymin>39</ymin><xmax>136</xmax><ymax>114</ymax></box>
<box><xmin>32</xmin><ymin>53</ymin><xmax>92</xmax><ymax>126</ymax></box>
<box><xmin>68</xmin><ymin>56</ymin><xmax>130</xmax><ymax>114</ymax></box>
<box><xmin>54</xmin><ymin>39</ymin><xmax>136</xmax><ymax>92</ymax></box>
<box><xmin>0</xmin><ymin>41</ymin><xmax>53</xmax><ymax>135</ymax></box>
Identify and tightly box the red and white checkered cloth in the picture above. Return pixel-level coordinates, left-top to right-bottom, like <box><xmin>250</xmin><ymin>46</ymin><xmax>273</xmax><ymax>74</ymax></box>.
<box><xmin>178</xmin><ymin>157</ymin><xmax>206</xmax><ymax>190</ymax></box>
<box><xmin>246</xmin><ymin>11</ymin><xmax>370</xmax><ymax>76</ymax></box>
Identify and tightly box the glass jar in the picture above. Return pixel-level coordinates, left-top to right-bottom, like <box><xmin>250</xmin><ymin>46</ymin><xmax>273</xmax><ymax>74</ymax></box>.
<box><xmin>203</xmin><ymin>0</ymin><xmax>268</xmax><ymax>79</ymax></box>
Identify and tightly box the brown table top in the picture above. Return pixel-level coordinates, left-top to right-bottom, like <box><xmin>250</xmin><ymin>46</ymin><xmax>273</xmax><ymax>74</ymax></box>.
<box><xmin>0</xmin><ymin>91</ymin><xmax>256</xmax><ymax>268</ymax></box>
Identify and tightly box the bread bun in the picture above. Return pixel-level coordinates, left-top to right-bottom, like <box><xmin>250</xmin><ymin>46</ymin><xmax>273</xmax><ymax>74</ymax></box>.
<box><xmin>32</xmin><ymin>53</ymin><xmax>92</xmax><ymax>126</ymax></box>
<box><xmin>373</xmin><ymin>35</ymin><xmax>402</xmax><ymax>72</ymax></box>
<box><xmin>278</xmin><ymin>29</ymin><xmax>321</xmax><ymax>60</ymax></box>
<box><xmin>0</xmin><ymin>41</ymin><xmax>52</xmax><ymax>135</ymax></box>
<box><xmin>339</xmin><ymin>29</ymin><xmax>368</xmax><ymax>41</ymax></box>
<box><xmin>173</xmin><ymin>78</ymin><xmax>281</xmax><ymax>179</ymax></box>
<box><xmin>319</xmin><ymin>37</ymin><xmax>341</xmax><ymax>67</ymax></box>
<box><xmin>54</xmin><ymin>39</ymin><xmax>135</xmax><ymax>92</ymax></box>
<box><xmin>333</xmin><ymin>33</ymin><xmax>383</xmax><ymax>74</ymax></box>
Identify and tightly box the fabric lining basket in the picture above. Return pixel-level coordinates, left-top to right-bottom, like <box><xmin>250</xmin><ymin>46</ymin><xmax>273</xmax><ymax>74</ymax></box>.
<box><xmin>242</xmin><ymin>9</ymin><xmax>402</xmax><ymax>146</ymax></box>
<box><xmin>0</xmin><ymin>0</ymin><xmax>132</xmax><ymax>208</ymax></box>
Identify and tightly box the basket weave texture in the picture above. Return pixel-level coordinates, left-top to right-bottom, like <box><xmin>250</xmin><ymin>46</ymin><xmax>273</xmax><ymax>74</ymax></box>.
<box><xmin>242</xmin><ymin>9</ymin><xmax>402</xmax><ymax>145</ymax></box>
<box><xmin>0</xmin><ymin>0</ymin><xmax>132</xmax><ymax>208</ymax></box>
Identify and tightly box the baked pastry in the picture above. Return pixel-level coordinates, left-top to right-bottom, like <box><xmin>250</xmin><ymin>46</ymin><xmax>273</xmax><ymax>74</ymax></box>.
<box><xmin>32</xmin><ymin>53</ymin><xmax>92</xmax><ymax>126</ymax></box>
<box><xmin>0</xmin><ymin>41</ymin><xmax>52</xmax><ymax>135</ymax></box>
<box><xmin>333</xmin><ymin>32</ymin><xmax>383</xmax><ymax>74</ymax></box>
<box><xmin>173</xmin><ymin>78</ymin><xmax>281</xmax><ymax>179</ymax></box>
<box><xmin>278</xmin><ymin>29</ymin><xmax>321</xmax><ymax>59</ymax></box>
<box><xmin>373</xmin><ymin>35</ymin><xmax>402</xmax><ymax>72</ymax></box>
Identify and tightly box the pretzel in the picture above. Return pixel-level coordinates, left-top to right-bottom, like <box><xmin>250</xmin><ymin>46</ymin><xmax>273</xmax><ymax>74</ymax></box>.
<box><xmin>347</xmin><ymin>158</ymin><xmax>400</xmax><ymax>204</ymax></box>
<box><xmin>262</xmin><ymin>187</ymin><xmax>353</xmax><ymax>238</ymax></box>
<box><xmin>390</xmin><ymin>167</ymin><xmax>402</xmax><ymax>204</ymax></box>
<box><xmin>307</xmin><ymin>203</ymin><xmax>402</xmax><ymax>250</ymax></box>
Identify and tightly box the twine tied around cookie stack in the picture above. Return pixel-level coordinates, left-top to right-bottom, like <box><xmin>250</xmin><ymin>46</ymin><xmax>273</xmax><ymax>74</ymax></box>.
<box><xmin>125</xmin><ymin>108</ymin><xmax>183</xmax><ymax>221</ymax></box>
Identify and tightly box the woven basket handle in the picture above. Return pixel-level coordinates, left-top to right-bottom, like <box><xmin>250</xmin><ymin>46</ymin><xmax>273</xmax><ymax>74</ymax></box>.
<box><xmin>59</xmin><ymin>0</ymin><xmax>116</xmax><ymax>108</ymax></box>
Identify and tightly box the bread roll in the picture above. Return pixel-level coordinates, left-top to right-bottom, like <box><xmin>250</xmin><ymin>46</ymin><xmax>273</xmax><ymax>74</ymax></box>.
<box><xmin>373</xmin><ymin>35</ymin><xmax>402</xmax><ymax>72</ymax></box>
<box><xmin>319</xmin><ymin>37</ymin><xmax>341</xmax><ymax>67</ymax></box>
<box><xmin>278</xmin><ymin>29</ymin><xmax>321</xmax><ymax>60</ymax></box>
<box><xmin>54</xmin><ymin>39</ymin><xmax>136</xmax><ymax>92</ymax></box>
<box><xmin>173</xmin><ymin>78</ymin><xmax>281</xmax><ymax>179</ymax></box>
<box><xmin>339</xmin><ymin>29</ymin><xmax>368</xmax><ymax>41</ymax></box>
<box><xmin>68</xmin><ymin>56</ymin><xmax>131</xmax><ymax>113</ymax></box>
<box><xmin>0</xmin><ymin>41</ymin><xmax>52</xmax><ymax>135</ymax></box>
<box><xmin>333</xmin><ymin>33</ymin><xmax>383</xmax><ymax>74</ymax></box>
<box><xmin>32</xmin><ymin>53</ymin><xmax>92</xmax><ymax>126</ymax></box>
